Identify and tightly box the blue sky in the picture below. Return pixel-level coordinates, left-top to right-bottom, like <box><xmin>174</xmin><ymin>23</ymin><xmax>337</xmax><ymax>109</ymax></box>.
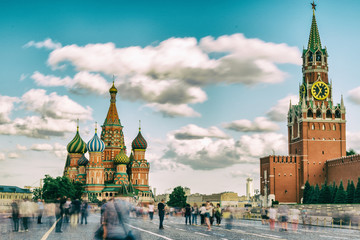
<box><xmin>1</xmin><ymin>0</ymin><xmax>360</xmax><ymax>195</ymax></box>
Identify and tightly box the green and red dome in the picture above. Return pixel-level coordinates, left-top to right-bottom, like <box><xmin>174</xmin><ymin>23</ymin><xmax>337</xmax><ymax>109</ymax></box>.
<box><xmin>132</xmin><ymin>130</ymin><xmax>147</xmax><ymax>150</ymax></box>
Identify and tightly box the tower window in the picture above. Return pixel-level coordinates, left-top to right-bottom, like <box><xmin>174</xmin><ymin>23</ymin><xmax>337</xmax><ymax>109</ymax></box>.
<box><xmin>335</xmin><ymin>110</ymin><xmax>341</xmax><ymax>118</ymax></box>
<box><xmin>307</xmin><ymin>109</ymin><xmax>313</xmax><ymax>118</ymax></box>
<box><xmin>333</xmin><ymin>124</ymin><xmax>336</xmax><ymax>131</ymax></box>
<box><xmin>316</xmin><ymin>109</ymin><xmax>322</xmax><ymax>118</ymax></box>
<box><xmin>322</xmin><ymin>124</ymin><xmax>325</xmax><ymax>130</ymax></box>
<box><xmin>308</xmin><ymin>52</ymin><xmax>313</xmax><ymax>62</ymax></box>
<box><xmin>316</xmin><ymin>51</ymin><xmax>322</xmax><ymax>62</ymax></box>
<box><xmin>311</xmin><ymin>124</ymin><xmax>315</xmax><ymax>130</ymax></box>
<box><xmin>326</xmin><ymin>110</ymin><xmax>332</xmax><ymax>119</ymax></box>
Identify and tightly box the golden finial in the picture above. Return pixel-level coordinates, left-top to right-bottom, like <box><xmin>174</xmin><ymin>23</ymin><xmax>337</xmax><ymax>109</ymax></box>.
<box><xmin>77</xmin><ymin>119</ymin><xmax>79</xmax><ymax>131</ymax></box>
<box><xmin>95</xmin><ymin>121</ymin><xmax>97</xmax><ymax>133</ymax></box>
<box><xmin>139</xmin><ymin>120</ymin><xmax>141</xmax><ymax>132</ymax></box>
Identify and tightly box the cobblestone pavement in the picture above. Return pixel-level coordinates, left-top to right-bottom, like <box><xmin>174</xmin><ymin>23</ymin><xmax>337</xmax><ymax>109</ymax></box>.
<box><xmin>2</xmin><ymin>213</ymin><xmax>360</xmax><ymax>240</ymax></box>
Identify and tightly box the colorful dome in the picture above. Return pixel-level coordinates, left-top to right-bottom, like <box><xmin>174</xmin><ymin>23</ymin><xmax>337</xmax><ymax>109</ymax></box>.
<box><xmin>67</xmin><ymin>127</ymin><xmax>87</xmax><ymax>154</ymax></box>
<box><xmin>109</xmin><ymin>82</ymin><xmax>117</xmax><ymax>94</ymax></box>
<box><xmin>78</xmin><ymin>154</ymin><xmax>89</xmax><ymax>166</ymax></box>
<box><xmin>114</xmin><ymin>149</ymin><xmax>129</xmax><ymax>165</ymax></box>
<box><xmin>87</xmin><ymin>128</ymin><xmax>105</xmax><ymax>152</ymax></box>
<box><xmin>132</xmin><ymin>130</ymin><xmax>147</xmax><ymax>150</ymax></box>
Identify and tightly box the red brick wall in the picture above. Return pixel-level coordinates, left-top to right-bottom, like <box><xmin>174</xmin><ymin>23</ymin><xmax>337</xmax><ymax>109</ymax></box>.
<box><xmin>327</xmin><ymin>155</ymin><xmax>360</xmax><ymax>188</ymax></box>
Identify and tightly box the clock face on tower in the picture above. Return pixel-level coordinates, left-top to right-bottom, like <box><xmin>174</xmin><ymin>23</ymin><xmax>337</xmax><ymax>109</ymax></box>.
<box><xmin>311</xmin><ymin>81</ymin><xmax>329</xmax><ymax>100</ymax></box>
<box><xmin>300</xmin><ymin>84</ymin><xmax>306</xmax><ymax>100</ymax></box>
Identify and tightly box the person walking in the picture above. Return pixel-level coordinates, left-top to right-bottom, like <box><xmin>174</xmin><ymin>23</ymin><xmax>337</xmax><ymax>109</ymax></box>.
<box><xmin>148</xmin><ymin>202</ymin><xmax>154</xmax><ymax>221</ymax></box>
<box><xmin>185</xmin><ymin>204</ymin><xmax>191</xmax><ymax>225</ymax></box>
<box><xmin>209</xmin><ymin>203</ymin><xmax>215</xmax><ymax>226</ymax></box>
<box><xmin>80</xmin><ymin>201</ymin><xmax>89</xmax><ymax>224</ymax></box>
<box><xmin>204</xmin><ymin>201</ymin><xmax>211</xmax><ymax>231</ymax></box>
<box><xmin>55</xmin><ymin>197</ymin><xmax>65</xmax><ymax>233</ymax></box>
<box><xmin>19</xmin><ymin>199</ymin><xmax>32</xmax><ymax>232</ymax></box>
<box><xmin>215</xmin><ymin>203</ymin><xmax>222</xmax><ymax>226</ymax></box>
<box><xmin>37</xmin><ymin>199</ymin><xmax>44</xmax><ymax>224</ymax></box>
<box><xmin>199</xmin><ymin>203</ymin><xmax>206</xmax><ymax>225</ymax></box>
<box><xmin>11</xmin><ymin>200</ymin><xmax>19</xmax><ymax>232</ymax></box>
<box><xmin>158</xmin><ymin>199</ymin><xmax>166</xmax><ymax>229</ymax></box>
<box><xmin>191</xmin><ymin>203</ymin><xmax>198</xmax><ymax>225</ymax></box>
<box><xmin>268</xmin><ymin>207</ymin><xmax>277</xmax><ymax>231</ymax></box>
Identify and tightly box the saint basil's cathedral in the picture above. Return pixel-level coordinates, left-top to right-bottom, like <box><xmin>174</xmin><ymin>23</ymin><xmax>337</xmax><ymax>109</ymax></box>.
<box><xmin>63</xmin><ymin>82</ymin><xmax>152</xmax><ymax>202</ymax></box>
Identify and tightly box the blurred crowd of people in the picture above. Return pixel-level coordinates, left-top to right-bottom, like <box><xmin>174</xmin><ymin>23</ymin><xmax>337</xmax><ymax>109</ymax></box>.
<box><xmin>10</xmin><ymin>197</ymin><xmax>90</xmax><ymax>233</ymax></box>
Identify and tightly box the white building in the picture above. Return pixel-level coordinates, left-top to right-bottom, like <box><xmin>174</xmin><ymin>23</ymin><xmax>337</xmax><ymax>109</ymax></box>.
<box><xmin>246</xmin><ymin>178</ymin><xmax>254</xmax><ymax>199</ymax></box>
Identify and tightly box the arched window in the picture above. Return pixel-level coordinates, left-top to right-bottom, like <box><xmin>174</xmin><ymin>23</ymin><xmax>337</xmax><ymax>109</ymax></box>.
<box><xmin>333</xmin><ymin>124</ymin><xmax>336</xmax><ymax>131</ymax></box>
<box><xmin>326</xmin><ymin>109</ymin><xmax>332</xmax><ymax>119</ymax></box>
<box><xmin>307</xmin><ymin>109</ymin><xmax>313</xmax><ymax>118</ymax></box>
<box><xmin>322</xmin><ymin>124</ymin><xmax>325</xmax><ymax>130</ymax></box>
<box><xmin>316</xmin><ymin>109</ymin><xmax>322</xmax><ymax>118</ymax></box>
<box><xmin>308</xmin><ymin>51</ymin><xmax>313</xmax><ymax>62</ymax></box>
<box><xmin>105</xmin><ymin>172</ymin><xmax>108</xmax><ymax>181</ymax></box>
<box><xmin>311</xmin><ymin>124</ymin><xmax>315</xmax><ymax>130</ymax></box>
<box><xmin>335</xmin><ymin>110</ymin><xmax>341</xmax><ymax>118</ymax></box>
<box><xmin>316</xmin><ymin>51</ymin><xmax>322</xmax><ymax>62</ymax></box>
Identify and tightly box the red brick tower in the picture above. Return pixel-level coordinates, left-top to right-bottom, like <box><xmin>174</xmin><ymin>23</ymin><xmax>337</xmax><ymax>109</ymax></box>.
<box><xmin>288</xmin><ymin>4</ymin><xmax>346</xmax><ymax>194</ymax></box>
<box><xmin>260</xmin><ymin>3</ymin><xmax>346</xmax><ymax>204</ymax></box>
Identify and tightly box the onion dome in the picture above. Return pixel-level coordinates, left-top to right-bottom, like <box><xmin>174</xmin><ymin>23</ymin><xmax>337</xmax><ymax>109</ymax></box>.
<box><xmin>114</xmin><ymin>148</ymin><xmax>129</xmax><ymax>165</ymax></box>
<box><xmin>109</xmin><ymin>81</ymin><xmax>117</xmax><ymax>94</ymax></box>
<box><xmin>132</xmin><ymin>125</ymin><xmax>147</xmax><ymax>150</ymax></box>
<box><xmin>78</xmin><ymin>154</ymin><xmax>89</xmax><ymax>166</ymax></box>
<box><xmin>67</xmin><ymin>125</ymin><xmax>87</xmax><ymax>154</ymax></box>
<box><xmin>87</xmin><ymin>125</ymin><xmax>105</xmax><ymax>152</ymax></box>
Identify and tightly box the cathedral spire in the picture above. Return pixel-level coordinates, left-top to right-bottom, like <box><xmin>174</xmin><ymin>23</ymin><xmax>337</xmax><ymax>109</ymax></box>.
<box><xmin>104</xmin><ymin>80</ymin><xmax>121</xmax><ymax>126</ymax></box>
<box><xmin>308</xmin><ymin>1</ymin><xmax>322</xmax><ymax>51</ymax></box>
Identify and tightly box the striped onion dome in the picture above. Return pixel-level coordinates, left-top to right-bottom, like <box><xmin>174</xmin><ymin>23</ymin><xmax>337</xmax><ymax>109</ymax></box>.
<box><xmin>131</xmin><ymin>130</ymin><xmax>147</xmax><ymax>150</ymax></box>
<box><xmin>114</xmin><ymin>148</ymin><xmax>129</xmax><ymax>165</ymax></box>
<box><xmin>67</xmin><ymin>127</ymin><xmax>87</xmax><ymax>154</ymax></box>
<box><xmin>78</xmin><ymin>154</ymin><xmax>89</xmax><ymax>166</ymax></box>
<box><xmin>87</xmin><ymin>128</ymin><xmax>105</xmax><ymax>152</ymax></box>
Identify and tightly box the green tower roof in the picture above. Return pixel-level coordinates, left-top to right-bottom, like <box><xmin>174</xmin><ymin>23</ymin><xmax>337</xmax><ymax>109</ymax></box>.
<box><xmin>308</xmin><ymin>4</ymin><xmax>321</xmax><ymax>51</ymax></box>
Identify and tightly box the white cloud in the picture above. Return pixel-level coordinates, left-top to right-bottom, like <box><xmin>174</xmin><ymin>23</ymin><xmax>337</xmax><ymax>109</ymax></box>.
<box><xmin>0</xmin><ymin>116</ymin><xmax>76</xmax><ymax>138</ymax></box>
<box><xmin>31</xmin><ymin>71</ymin><xmax>110</xmax><ymax>95</ymax></box>
<box><xmin>0</xmin><ymin>95</ymin><xmax>19</xmax><ymax>124</ymax></box>
<box><xmin>0</xmin><ymin>153</ymin><xmax>5</xmax><ymax>161</ymax></box>
<box><xmin>266</xmin><ymin>95</ymin><xmax>298</xmax><ymax>122</ymax></box>
<box><xmin>348</xmin><ymin>87</ymin><xmax>360</xmax><ymax>105</ymax></box>
<box><xmin>230</xmin><ymin>168</ymin><xmax>259</xmax><ymax>178</ymax></box>
<box><xmin>21</xmin><ymin>89</ymin><xmax>92</xmax><ymax>121</ymax></box>
<box><xmin>172</xmin><ymin>124</ymin><xmax>229</xmax><ymax>140</ymax></box>
<box><xmin>16</xmin><ymin>144</ymin><xmax>27</xmax><ymax>151</ymax></box>
<box><xmin>8</xmin><ymin>153</ymin><xmax>19</xmax><ymax>159</ymax></box>
<box><xmin>42</xmin><ymin>35</ymin><xmax>300</xmax><ymax>117</ymax></box>
<box><xmin>20</xmin><ymin>74</ymin><xmax>28</xmax><ymax>81</ymax></box>
<box><xmin>223</xmin><ymin>117</ymin><xmax>279</xmax><ymax>133</ymax></box>
<box><xmin>24</xmin><ymin>38</ymin><xmax>62</xmax><ymax>50</ymax></box>
<box><xmin>146</xmin><ymin>103</ymin><xmax>201</xmax><ymax>117</ymax></box>
<box><xmin>31</xmin><ymin>142</ymin><xmax>67</xmax><ymax>159</ymax></box>
<box><xmin>161</xmin><ymin>125</ymin><xmax>287</xmax><ymax>170</ymax></box>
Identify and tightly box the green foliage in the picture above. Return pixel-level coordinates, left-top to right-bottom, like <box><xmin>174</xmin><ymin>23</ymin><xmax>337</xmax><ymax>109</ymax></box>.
<box><xmin>310</xmin><ymin>184</ymin><xmax>320</xmax><ymax>204</ymax></box>
<box><xmin>332</xmin><ymin>183</ymin><xmax>338</xmax><ymax>203</ymax></box>
<box><xmin>88</xmin><ymin>194</ymin><xmax>100</xmax><ymax>204</ymax></box>
<box><xmin>32</xmin><ymin>188</ymin><xmax>42</xmax><ymax>201</ymax></box>
<box><xmin>41</xmin><ymin>175</ymin><xmax>84</xmax><ymax>202</ymax></box>
<box><xmin>346</xmin><ymin>180</ymin><xmax>355</xmax><ymax>203</ymax></box>
<box><xmin>334</xmin><ymin>181</ymin><xmax>347</xmax><ymax>204</ymax></box>
<box><xmin>354</xmin><ymin>178</ymin><xmax>360</xmax><ymax>203</ymax></box>
<box><xmin>167</xmin><ymin>186</ymin><xmax>187</xmax><ymax>208</ymax></box>
<box><xmin>303</xmin><ymin>181</ymin><xmax>312</xmax><ymax>204</ymax></box>
<box><xmin>346</xmin><ymin>149</ymin><xmax>356</xmax><ymax>156</ymax></box>
<box><xmin>318</xmin><ymin>181</ymin><xmax>332</xmax><ymax>204</ymax></box>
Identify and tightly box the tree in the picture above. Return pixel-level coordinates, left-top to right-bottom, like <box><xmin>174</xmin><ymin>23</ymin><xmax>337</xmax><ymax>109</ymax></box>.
<box><xmin>354</xmin><ymin>178</ymin><xmax>360</xmax><ymax>203</ymax></box>
<box><xmin>32</xmin><ymin>187</ymin><xmax>42</xmax><ymax>201</ymax></box>
<box><xmin>167</xmin><ymin>186</ymin><xmax>187</xmax><ymax>208</ymax></box>
<box><xmin>346</xmin><ymin>149</ymin><xmax>356</xmax><ymax>156</ymax></box>
<box><xmin>319</xmin><ymin>181</ymin><xmax>332</xmax><ymax>204</ymax></box>
<box><xmin>41</xmin><ymin>175</ymin><xmax>84</xmax><ymax>202</ymax></box>
<box><xmin>303</xmin><ymin>181</ymin><xmax>312</xmax><ymax>204</ymax></box>
<box><xmin>334</xmin><ymin>181</ymin><xmax>347</xmax><ymax>204</ymax></box>
<box><xmin>346</xmin><ymin>180</ymin><xmax>355</xmax><ymax>203</ymax></box>
<box><xmin>331</xmin><ymin>182</ymin><xmax>338</xmax><ymax>203</ymax></box>
<box><xmin>310</xmin><ymin>184</ymin><xmax>320</xmax><ymax>204</ymax></box>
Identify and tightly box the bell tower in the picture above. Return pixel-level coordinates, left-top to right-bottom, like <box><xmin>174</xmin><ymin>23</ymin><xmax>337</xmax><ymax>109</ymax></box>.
<box><xmin>287</xmin><ymin>1</ymin><xmax>346</xmax><ymax>192</ymax></box>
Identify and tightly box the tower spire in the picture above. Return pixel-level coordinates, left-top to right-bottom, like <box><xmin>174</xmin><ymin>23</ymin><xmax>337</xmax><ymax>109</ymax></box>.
<box><xmin>308</xmin><ymin>1</ymin><xmax>321</xmax><ymax>51</ymax></box>
<box><xmin>77</xmin><ymin>118</ymin><xmax>79</xmax><ymax>131</ymax></box>
<box><xmin>139</xmin><ymin>120</ymin><xmax>141</xmax><ymax>132</ymax></box>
